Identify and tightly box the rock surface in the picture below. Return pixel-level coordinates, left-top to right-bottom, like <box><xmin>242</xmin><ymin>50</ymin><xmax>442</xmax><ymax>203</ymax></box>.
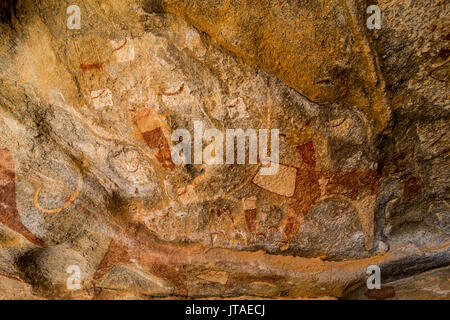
<box><xmin>0</xmin><ymin>0</ymin><xmax>448</xmax><ymax>299</ymax></box>
<box><xmin>345</xmin><ymin>266</ymin><xmax>450</xmax><ymax>300</ymax></box>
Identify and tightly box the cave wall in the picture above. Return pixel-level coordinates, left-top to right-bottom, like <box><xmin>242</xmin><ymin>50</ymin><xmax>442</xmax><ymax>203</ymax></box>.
<box><xmin>0</xmin><ymin>0</ymin><xmax>448</xmax><ymax>299</ymax></box>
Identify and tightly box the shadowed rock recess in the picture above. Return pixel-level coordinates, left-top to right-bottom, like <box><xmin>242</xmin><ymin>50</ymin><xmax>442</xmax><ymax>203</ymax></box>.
<box><xmin>0</xmin><ymin>0</ymin><xmax>448</xmax><ymax>299</ymax></box>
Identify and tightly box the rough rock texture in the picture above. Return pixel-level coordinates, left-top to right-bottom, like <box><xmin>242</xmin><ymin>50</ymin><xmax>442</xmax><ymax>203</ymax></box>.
<box><xmin>0</xmin><ymin>0</ymin><xmax>448</xmax><ymax>299</ymax></box>
<box><xmin>346</xmin><ymin>265</ymin><xmax>450</xmax><ymax>300</ymax></box>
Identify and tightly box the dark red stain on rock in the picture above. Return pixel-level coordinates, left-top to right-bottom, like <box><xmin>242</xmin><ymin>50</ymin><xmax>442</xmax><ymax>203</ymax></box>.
<box><xmin>244</xmin><ymin>208</ymin><xmax>258</xmax><ymax>233</ymax></box>
<box><xmin>0</xmin><ymin>148</ymin><xmax>46</xmax><ymax>246</ymax></box>
<box><xmin>402</xmin><ymin>176</ymin><xmax>422</xmax><ymax>198</ymax></box>
<box><xmin>282</xmin><ymin>198</ymin><xmax>305</xmax><ymax>239</ymax></box>
<box><xmin>80</xmin><ymin>62</ymin><xmax>103</xmax><ymax>70</ymax></box>
<box><xmin>112</xmin><ymin>38</ymin><xmax>127</xmax><ymax>52</ymax></box>
<box><xmin>323</xmin><ymin>169</ymin><xmax>380</xmax><ymax>200</ymax></box>
<box><xmin>215</xmin><ymin>207</ymin><xmax>234</xmax><ymax>223</ymax></box>
<box><xmin>161</xmin><ymin>83</ymin><xmax>185</xmax><ymax>97</ymax></box>
<box><xmin>297</xmin><ymin>140</ymin><xmax>316</xmax><ymax>169</ymax></box>
<box><xmin>91</xmin><ymin>89</ymin><xmax>106</xmax><ymax>100</ymax></box>
<box><xmin>93</xmin><ymin>226</ymin><xmax>190</xmax><ymax>296</ymax></box>
<box><xmin>225</xmin><ymin>99</ymin><xmax>238</xmax><ymax>109</ymax></box>
<box><xmin>208</xmin><ymin>231</ymin><xmax>225</xmax><ymax>246</ymax></box>
<box><xmin>256</xmin><ymin>232</ymin><xmax>266</xmax><ymax>239</ymax></box>
<box><xmin>283</xmin><ymin>214</ymin><xmax>301</xmax><ymax>240</ymax></box>
<box><xmin>294</xmin><ymin>168</ymin><xmax>320</xmax><ymax>206</ymax></box>
<box><xmin>364</xmin><ymin>286</ymin><xmax>396</xmax><ymax>300</ymax></box>
<box><xmin>281</xmin><ymin>138</ymin><xmax>381</xmax><ymax>241</ymax></box>
<box><xmin>0</xmin><ymin>272</ymin><xmax>24</xmax><ymax>283</ymax></box>
<box><xmin>142</xmin><ymin>128</ymin><xmax>174</xmax><ymax>169</ymax></box>
<box><xmin>93</xmin><ymin>239</ymin><xmax>130</xmax><ymax>281</ymax></box>
<box><xmin>149</xmin><ymin>263</ymin><xmax>188</xmax><ymax>296</ymax></box>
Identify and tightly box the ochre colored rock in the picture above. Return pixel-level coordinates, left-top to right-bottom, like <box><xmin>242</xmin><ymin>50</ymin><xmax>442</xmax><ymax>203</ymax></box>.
<box><xmin>0</xmin><ymin>0</ymin><xmax>447</xmax><ymax>299</ymax></box>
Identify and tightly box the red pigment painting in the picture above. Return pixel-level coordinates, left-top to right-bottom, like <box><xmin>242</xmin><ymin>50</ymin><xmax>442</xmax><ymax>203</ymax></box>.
<box><xmin>0</xmin><ymin>148</ymin><xmax>46</xmax><ymax>246</ymax></box>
